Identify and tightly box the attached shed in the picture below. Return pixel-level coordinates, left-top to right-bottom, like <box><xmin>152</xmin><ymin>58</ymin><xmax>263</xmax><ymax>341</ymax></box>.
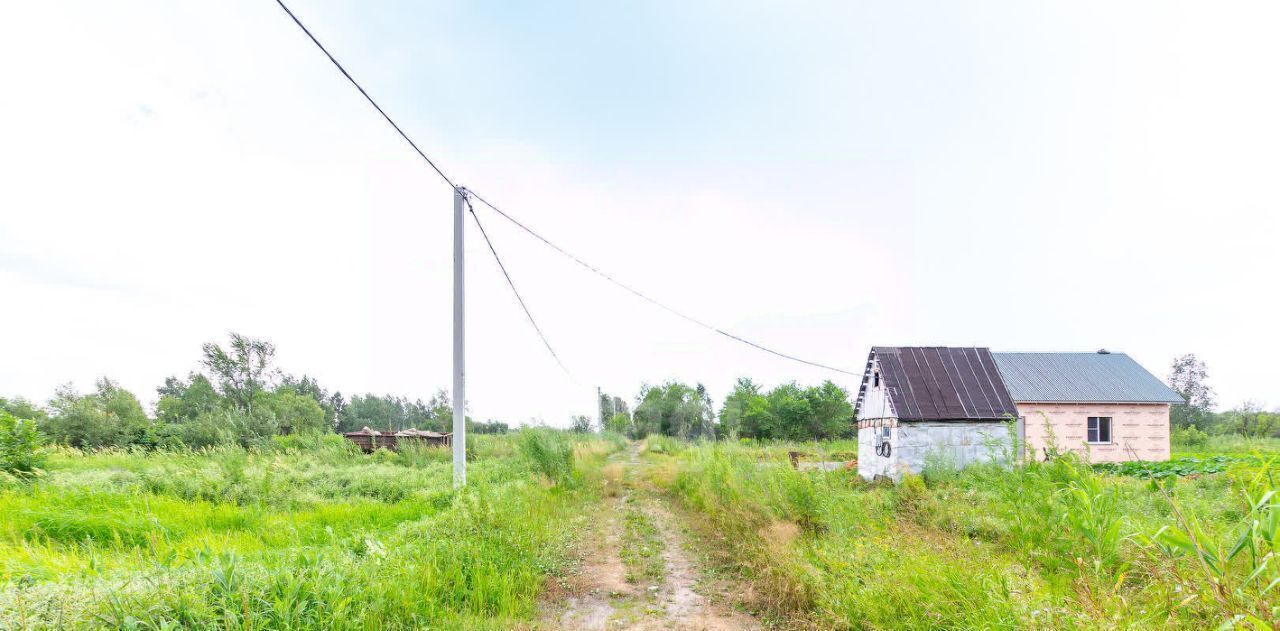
<box><xmin>854</xmin><ymin>346</ymin><xmax>1017</xmax><ymax>481</ymax></box>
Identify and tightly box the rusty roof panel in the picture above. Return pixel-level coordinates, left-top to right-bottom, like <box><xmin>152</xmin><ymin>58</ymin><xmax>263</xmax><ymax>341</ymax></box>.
<box><xmin>867</xmin><ymin>346</ymin><xmax>1018</xmax><ymax>421</ymax></box>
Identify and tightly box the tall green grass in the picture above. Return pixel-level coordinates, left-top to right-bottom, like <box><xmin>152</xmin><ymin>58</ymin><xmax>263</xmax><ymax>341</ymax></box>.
<box><xmin>652</xmin><ymin>440</ymin><xmax>1278</xmax><ymax>629</ymax></box>
<box><xmin>0</xmin><ymin>430</ymin><xmax>617</xmax><ymax>629</ymax></box>
<box><xmin>1174</xmin><ymin>433</ymin><xmax>1280</xmax><ymax>457</ymax></box>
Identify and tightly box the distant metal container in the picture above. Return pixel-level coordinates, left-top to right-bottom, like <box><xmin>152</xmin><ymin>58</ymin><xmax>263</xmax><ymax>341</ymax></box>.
<box><xmin>341</xmin><ymin>427</ymin><xmax>452</xmax><ymax>453</ymax></box>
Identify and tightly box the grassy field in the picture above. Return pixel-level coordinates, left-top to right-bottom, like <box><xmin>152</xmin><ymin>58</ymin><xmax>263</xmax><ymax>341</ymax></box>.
<box><xmin>644</xmin><ymin>438</ymin><xmax>1280</xmax><ymax>629</ymax></box>
<box><xmin>5</xmin><ymin>431</ymin><xmax>1279</xmax><ymax>630</ymax></box>
<box><xmin>0</xmin><ymin>431</ymin><xmax>620</xmax><ymax>630</ymax></box>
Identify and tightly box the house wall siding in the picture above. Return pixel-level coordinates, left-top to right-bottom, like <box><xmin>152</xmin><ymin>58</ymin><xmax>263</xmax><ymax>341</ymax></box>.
<box><xmin>859</xmin><ymin>421</ymin><xmax>1011</xmax><ymax>481</ymax></box>
<box><xmin>1016</xmin><ymin>402</ymin><xmax>1170</xmax><ymax>463</ymax></box>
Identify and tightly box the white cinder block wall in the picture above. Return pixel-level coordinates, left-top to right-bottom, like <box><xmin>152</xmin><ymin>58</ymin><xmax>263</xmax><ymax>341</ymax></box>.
<box><xmin>859</xmin><ymin>421</ymin><xmax>1012</xmax><ymax>481</ymax></box>
<box><xmin>858</xmin><ymin>425</ymin><xmax>896</xmax><ymax>479</ymax></box>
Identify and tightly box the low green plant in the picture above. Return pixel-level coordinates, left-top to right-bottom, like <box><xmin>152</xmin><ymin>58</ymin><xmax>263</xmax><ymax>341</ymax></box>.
<box><xmin>921</xmin><ymin>449</ymin><xmax>960</xmax><ymax>487</ymax></box>
<box><xmin>1094</xmin><ymin>455</ymin><xmax>1244</xmax><ymax>478</ymax></box>
<box><xmin>619</xmin><ymin>498</ymin><xmax>665</xmax><ymax>584</ymax></box>
<box><xmin>1132</xmin><ymin>462</ymin><xmax>1280</xmax><ymax>626</ymax></box>
<box><xmin>0</xmin><ymin>411</ymin><xmax>46</xmax><ymax>475</ymax></box>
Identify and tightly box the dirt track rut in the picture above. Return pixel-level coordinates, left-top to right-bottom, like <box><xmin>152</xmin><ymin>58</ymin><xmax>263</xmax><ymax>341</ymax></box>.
<box><xmin>540</xmin><ymin>446</ymin><xmax>761</xmax><ymax>631</ymax></box>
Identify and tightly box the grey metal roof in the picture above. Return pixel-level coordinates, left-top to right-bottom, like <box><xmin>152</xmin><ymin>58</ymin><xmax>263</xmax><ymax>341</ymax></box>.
<box><xmin>991</xmin><ymin>352</ymin><xmax>1185</xmax><ymax>404</ymax></box>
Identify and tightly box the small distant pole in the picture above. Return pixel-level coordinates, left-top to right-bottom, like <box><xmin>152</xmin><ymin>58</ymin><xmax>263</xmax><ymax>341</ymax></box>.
<box><xmin>597</xmin><ymin>386</ymin><xmax>603</xmax><ymax>431</ymax></box>
<box><xmin>453</xmin><ymin>186</ymin><xmax>467</xmax><ymax>488</ymax></box>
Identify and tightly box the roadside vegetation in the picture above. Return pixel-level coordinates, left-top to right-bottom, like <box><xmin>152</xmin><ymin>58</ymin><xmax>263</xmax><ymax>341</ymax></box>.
<box><xmin>645</xmin><ymin>436</ymin><xmax>1280</xmax><ymax>629</ymax></box>
<box><xmin>0</xmin><ymin>431</ymin><xmax>618</xmax><ymax>629</ymax></box>
<box><xmin>5</xmin><ymin>340</ymin><xmax>1280</xmax><ymax>629</ymax></box>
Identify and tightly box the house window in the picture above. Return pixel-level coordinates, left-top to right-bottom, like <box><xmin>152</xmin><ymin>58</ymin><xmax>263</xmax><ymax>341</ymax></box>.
<box><xmin>873</xmin><ymin>370</ymin><xmax>882</xmax><ymax>388</ymax></box>
<box><xmin>1087</xmin><ymin>417</ymin><xmax>1112</xmax><ymax>444</ymax></box>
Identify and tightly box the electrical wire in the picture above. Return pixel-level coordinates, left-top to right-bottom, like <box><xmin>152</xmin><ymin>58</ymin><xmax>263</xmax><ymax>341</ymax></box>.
<box><xmin>465</xmin><ymin>197</ymin><xmax>574</xmax><ymax>379</ymax></box>
<box><xmin>468</xmin><ymin>191</ymin><xmax>859</xmax><ymax>377</ymax></box>
<box><xmin>275</xmin><ymin>0</ymin><xmax>857</xmax><ymax>378</ymax></box>
<box><xmin>273</xmin><ymin>0</ymin><xmax>458</xmax><ymax>190</ymax></box>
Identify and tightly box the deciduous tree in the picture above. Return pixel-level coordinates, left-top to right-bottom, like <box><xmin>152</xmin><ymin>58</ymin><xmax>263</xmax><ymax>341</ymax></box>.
<box><xmin>1168</xmin><ymin>354</ymin><xmax>1216</xmax><ymax>429</ymax></box>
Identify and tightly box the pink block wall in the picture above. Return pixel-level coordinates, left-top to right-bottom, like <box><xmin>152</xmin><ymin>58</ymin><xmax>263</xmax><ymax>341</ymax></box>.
<box><xmin>1016</xmin><ymin>402</ymin><xmax>1171</xmax><ymax>463</ymax></box>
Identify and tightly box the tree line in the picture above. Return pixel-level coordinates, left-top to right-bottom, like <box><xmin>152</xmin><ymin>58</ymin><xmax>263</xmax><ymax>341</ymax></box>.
<box><xmin>598</xmin><ymin>377</ymin><xmax>855</xmax><ymax>441</ymax></box>
<box><xmin>0</xmin><ymin>333</ymin><xmax>509</xmax><ymax>451</ymax></box>
<box><xmin>1168</xmin><ymin>353</ymin><xmax>1280</xmax><ymax>439</ymax></box>
<box><xmin>1</xmin><ymin>333</ymin><xmax>859</xmax><ymax>450</ymax></box>
<box><xmin>5</xmin><ymin>339</ymin><xmax>1272</xmax><ymax>451</ymax></box>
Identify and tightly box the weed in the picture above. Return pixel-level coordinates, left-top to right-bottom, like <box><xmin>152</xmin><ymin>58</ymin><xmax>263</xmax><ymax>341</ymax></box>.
<box><xmin>619</xmin><ymin>499</ymin><xmax>664</xmax><ymax>585</ymax></box>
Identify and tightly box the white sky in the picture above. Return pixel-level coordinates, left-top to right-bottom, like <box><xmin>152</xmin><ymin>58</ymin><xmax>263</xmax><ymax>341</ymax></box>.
<box><xmin>1</xmin><ymin>1</ymin><xmax>1277</xmax><ymax>423</ymax></box>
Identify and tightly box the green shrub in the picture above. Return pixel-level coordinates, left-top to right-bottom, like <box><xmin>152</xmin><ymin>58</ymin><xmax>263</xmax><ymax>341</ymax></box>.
<box><xmin>0</xmin><ymin>410</ymin><xmax>47</xmax><ymax>475</ymax></box>
<box><xmin>1173</xmin><ymin>424</ymin><xmax>1210</xmax><ymax>449</ymax></box>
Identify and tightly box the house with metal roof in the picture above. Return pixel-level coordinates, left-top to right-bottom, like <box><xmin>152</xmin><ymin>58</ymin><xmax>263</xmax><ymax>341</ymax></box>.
<box><xmin>854</xmin><ymin>346</ymin><xmax>1184</xmax><ymax>480</ymax></box>
<box><xmin>992</xmin><ymin>351</ymin><xmax>1184</xmax><ymax>464</ymax></box>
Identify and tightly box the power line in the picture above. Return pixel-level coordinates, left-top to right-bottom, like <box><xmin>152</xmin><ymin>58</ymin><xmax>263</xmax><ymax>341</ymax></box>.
<box><xmin>465</xmin><ymin>195</ymin><xmax>574</xmax><ymax>378</ymax></box>
<box><xmin>273</xmin><ymin>0</ymin><xmax>457</xmax><ymax>190</ymax></box>
<box><xmin>468</xmin><ymin>192</ymin><xmax>859</xmax><ymax>377</ymax></box>
<box><xmin>274</xmin><ymin>0</ymin><xmax>569</xmax><ymax>376</ymax></box>
<box><xmin>275</xmin><ymin>0</ymin><xmax>857</xmax><ymax>378</ymax></box>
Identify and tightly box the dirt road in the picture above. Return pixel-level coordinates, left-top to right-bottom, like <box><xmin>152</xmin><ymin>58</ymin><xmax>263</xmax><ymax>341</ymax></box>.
<box><xmin>539</xmin><ymin>446</ymin><xmax>761</xmax><ymax>631</ymax></box>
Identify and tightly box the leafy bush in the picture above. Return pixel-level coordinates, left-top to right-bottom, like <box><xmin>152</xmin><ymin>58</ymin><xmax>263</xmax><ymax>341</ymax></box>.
<box><xmin>1173</xmin><ymin>424</ymin><xmax>1210</xmax><ymax>449</ymax></box>
<box><xmin>42</xmin><ymin>379</ymin><xmax>151</xmax><ymax>448</ymax></box>
<box><xmin>0</xmin><ymin>411</ymin><xmax>47</xmax><ymax>475</ymax></box>
<box><xmin>569</xmin><ymin>414</ymin><xmax>594</xmax><ymax>433</ymax></box>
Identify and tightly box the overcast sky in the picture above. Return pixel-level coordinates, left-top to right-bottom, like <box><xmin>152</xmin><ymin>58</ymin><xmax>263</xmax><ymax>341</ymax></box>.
<box><xmin>2</xmin><ymin>1</ymin><xmax>1277</xmax><ymax>423</ymax></box>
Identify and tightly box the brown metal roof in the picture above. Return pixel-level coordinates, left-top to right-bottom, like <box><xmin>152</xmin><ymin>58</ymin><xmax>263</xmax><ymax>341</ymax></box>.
<box><xmin>857</xmin><ymin>347</ymin><xmax>1018</xmax><ymax>421</ymax></box>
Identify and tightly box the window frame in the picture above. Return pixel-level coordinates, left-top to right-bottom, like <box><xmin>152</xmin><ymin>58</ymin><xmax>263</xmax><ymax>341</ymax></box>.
<box><xmin>1087</xmin><ymin>416</ymin><xmax>1112</xmax><ymax>445</ymax></box>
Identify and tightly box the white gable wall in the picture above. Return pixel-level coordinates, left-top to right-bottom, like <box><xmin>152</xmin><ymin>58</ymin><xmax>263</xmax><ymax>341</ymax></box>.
<box><xmin>857</xmin><ymin>355</ymin><xmax>895</xmax><ymax>421</ymax></box>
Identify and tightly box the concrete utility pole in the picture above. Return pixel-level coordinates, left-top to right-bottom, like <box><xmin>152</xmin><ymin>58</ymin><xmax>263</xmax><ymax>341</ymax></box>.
<box><xmin>597</xmin><ymin>386</ymin><xmax>603</xmax><ymax>431</ymax></box>
<box><xmin>453</xmin><ymin>186</ymin><xmax>467</xmax><ymax>488</ymax></box>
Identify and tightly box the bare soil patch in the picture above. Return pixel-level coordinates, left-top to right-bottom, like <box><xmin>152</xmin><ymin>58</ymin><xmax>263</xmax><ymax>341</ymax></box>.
<box><xmin>539</xmin><ymin>445</ymin><xmax>762</xmax><ymax>630</ymax></box>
